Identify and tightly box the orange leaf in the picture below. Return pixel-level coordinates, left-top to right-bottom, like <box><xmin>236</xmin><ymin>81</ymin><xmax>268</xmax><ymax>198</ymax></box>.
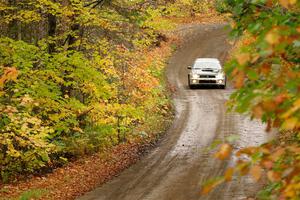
<box><xmin>287</xmin><ymin>145</ymin><xmax>300</xmax><ymax>153</ymax></box>
<box><xmin>265</xmin><ymin>30</ymin><xmax>280</xmax><ymax>45</ymax></box>
<box><xmin>201</xmin><ymin>178</ymin><xmax>224</xmax><ymax>195</ymax></box>
<box><xmin>236</xmin><ymin>146</ymin><xmax>257</xmax><ymax>156</ymax></box>
<box><xmin>236</xmin><ymin>53</ymin><xmax>250</xmax><ymax>65</ymax></box>
<box><xmin>275</xmin><ymin>93</ymin><xmax>288</xmax><ymax>104</ymax></box>
<box><xmin>266</xmin><ymin>0</ymin><xmax>274</xmax><ymax>7</ymax></box>
<box><xmin>235</xmin><ymin>71</ymin><xmax>245</xmax><ymax>89</ymax></box>
<box><xmin>215</xmin><ymin>144</ymin><xmax>232</xmax><ymax>160</ymax></box>
<box><xmin>250</xmin><ymin>165</ymin><xmax>262</xmax><ymax>181</ymax></box>
<box><xmin>261</xmin><ymin>147</ymin><xmax>271</xmax><ymax>155</ymax></box>
<box><xmin>262</xmin><ymin>160</ymin><xmax>273</xmax><ymax>169</ymax></box>
<box><xmin>294</xmin><ymin>98</ymin><xmax>300</xmax><ymax>106</ymax></box>
<box><xmin>260</xmin><ymin>64</ymin><xmax>271</xmax><ymax>75</ymax></box>
<box><xmin>0</xmin><ymin>67</ymin><xmax>19</xmax><ymax>89</ymax></box>
<box><xmin>282</xmin><ymin>117</ymin><xmax>298</xmax><ymax>130</ymax></box>
<box><xmin>279</xmin><ymin>0</ymin><xmax>297</xmax><ymax>8</ymax></box>
<box><xmin>0</xmin><ymin>77</ymin><xmax>5</xmax><ymax>88</ymax></box>
<box><xmin>237</xmin><ymin>161</ymin><xmax>250</xmax><ymax>176</ymax></box>
<box><xmin>279</xmin><ymin>0</ymin><xmax>290</xmax><ymax>8</ymax></box>
<box><xmin>262</xmin><ymin>100</ymin><xmax>277</xmax><ymax>112</ymax></box>
<box><xmin>269</xmin><ymin>148</ymin><xmax>285</xmax><ymax>161</ymax></box>
<box><xmin>281</xmin><ymin>98</ymin><xmax>300</xmax><ymax>119</ymax></box>
<box><xmin>251</xmin><ymin>54</ymin><xmax>260</xmax><ymax>63</ymax></box>
<box><xmin>267</xmin><ymin>171</ymin><xmax>281</xmax><ymax>182</ymax></box>
<box><xmin>224</xmin><ymin>168</ymin><xmax>234</xmax><ymax>182</ymax></box>
<box><xmin>252</xmin><ymin>104</ymin><xmax>264</xmax><ymax>119</ymax></box>
<box><xmin>4</xmin><ymin>67</ymin><xmax>18</xmax><ymax>81</ymax></box>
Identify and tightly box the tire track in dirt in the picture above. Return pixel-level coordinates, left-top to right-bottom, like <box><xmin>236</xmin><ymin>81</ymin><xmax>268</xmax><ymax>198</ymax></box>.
<box><xmin>78</xmin><ymin>24</ymin><xmax>269</xmax><ymax>200</ymax></box>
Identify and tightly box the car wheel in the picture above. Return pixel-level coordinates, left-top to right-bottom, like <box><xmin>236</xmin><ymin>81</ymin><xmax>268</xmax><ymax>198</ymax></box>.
<box><xmin>188</xmin><ymin>76</ymin><xmax>194</xmax><ymax>89</ymax></box>
<box><xmin>221</xmin><ymin>81</ymin><xmax>226</xmax><ymax>89</ymax></box>
<box><xmin>220</xmin><ymin>78</ymin><xmax>227</xmax><ymax>89</ymax></box>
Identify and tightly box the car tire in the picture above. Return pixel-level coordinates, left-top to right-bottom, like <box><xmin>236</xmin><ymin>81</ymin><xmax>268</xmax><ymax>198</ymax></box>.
<box><xmin>221</xmin><ymin>78</ymin><xmax>227</xmax><ymax>89</ymax></box>
<box><xmin>221</xmin><ymin>81</ymin><xmax>226</xmax><ymax>89</ymax></box>
<box><xmin>188</xmin><ymin>76</ymin><xmax>194</xmax><ymax>89</ymax></box>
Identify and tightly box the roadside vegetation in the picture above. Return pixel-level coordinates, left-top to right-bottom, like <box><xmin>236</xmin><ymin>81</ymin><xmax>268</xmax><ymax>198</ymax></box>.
<box><xmin>0</xmin><ymin>0</ymin><xmax>225</xmax><ymax>199</ymax></box>
<box><xmin>4</xmin><ymin>0</ymin><xmax>300</xmax><ymax>199</ymax></box>
<box><xmin>0</xmin><ymin>0</ymin><xmax>175</xmax><ymax>183</ymax></box>
<box><xmin>204</xmin><ymin>0</ymin><xmax>300</xmax><ymax>199</ymax></box>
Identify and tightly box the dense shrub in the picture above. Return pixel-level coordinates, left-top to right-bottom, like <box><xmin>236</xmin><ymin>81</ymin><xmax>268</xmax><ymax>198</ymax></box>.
<box><xmin>0</xmin><ymin>0</ymin><xmax>177</xmax><ymax>182</ymax></box>
<box><xmin>204</xmin><ymin>1</ymin><xmax>300</xmax><ymax>199</ymax></box>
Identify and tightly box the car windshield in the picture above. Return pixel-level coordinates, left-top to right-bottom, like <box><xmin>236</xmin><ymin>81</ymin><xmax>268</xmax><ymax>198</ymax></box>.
<box><xmin>193</xmin><ymin>62</ymin><xmax>221</xmax><ymax>69</ymax></box>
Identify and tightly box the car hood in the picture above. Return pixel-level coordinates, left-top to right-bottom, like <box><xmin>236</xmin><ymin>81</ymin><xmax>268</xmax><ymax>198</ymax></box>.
<box><xmin>191</xmin><ymin>69</ymin><xmax>218</xmax><ymax>75</ymax></box>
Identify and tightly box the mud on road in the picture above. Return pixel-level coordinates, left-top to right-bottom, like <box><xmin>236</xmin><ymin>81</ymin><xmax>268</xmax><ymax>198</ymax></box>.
<box><xmin>78</xmin><ymin>24</ymin><xmax>270</xmax><ymax>200</ymax></box>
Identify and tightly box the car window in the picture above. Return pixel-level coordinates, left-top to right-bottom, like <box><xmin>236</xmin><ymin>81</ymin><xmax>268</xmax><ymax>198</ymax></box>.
<box><xmin>193</xmin><ymin>62</ymin><xmax>221</xmax><ymax>69</ymax></box>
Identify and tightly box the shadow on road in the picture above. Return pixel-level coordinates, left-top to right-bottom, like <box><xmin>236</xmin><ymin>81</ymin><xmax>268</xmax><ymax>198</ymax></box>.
<box><xmin>186</xmin><ymin>85</ymin><xmax>226</xmax><ymax>90</ymax></box>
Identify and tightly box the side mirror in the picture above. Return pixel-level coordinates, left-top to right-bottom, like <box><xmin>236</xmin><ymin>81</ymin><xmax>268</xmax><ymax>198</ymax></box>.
<box><xmin>187</xmin><ymin>66</ymin><xmax>192</xmax><ymax>70</ymax></box>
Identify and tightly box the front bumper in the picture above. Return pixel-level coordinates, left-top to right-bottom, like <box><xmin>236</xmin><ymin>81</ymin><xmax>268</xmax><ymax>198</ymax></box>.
<box><xmin>189</xmin><ymin>78</ymin><xmax>225</xmax><ymax>85</ymax></box>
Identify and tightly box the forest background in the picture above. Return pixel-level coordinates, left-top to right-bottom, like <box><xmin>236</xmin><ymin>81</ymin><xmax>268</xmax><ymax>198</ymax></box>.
<box><xmin>0</xmin><ymin>0</ymin><xmax>218</xmax><ymax>189</ymax></box>
<box><xmin>1</xmin><ymin>0</ymin><xmax>300</xmax><ymax>199</ymax></box>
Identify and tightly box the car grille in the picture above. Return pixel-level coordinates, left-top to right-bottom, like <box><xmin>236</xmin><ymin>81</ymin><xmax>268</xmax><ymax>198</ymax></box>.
<box><xmin>199</xmin><ymin>80</ymin><xmax>216</xmax><ymax>83</ymax></box>
<box><xmin>200</xmin><ymin>75</ymin><xmax>216</xmax><ymax>78</ymax></box>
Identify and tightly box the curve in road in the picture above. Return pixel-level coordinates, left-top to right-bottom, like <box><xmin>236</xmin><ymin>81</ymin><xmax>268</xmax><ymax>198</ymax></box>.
<box><xmin>78</xmin><ymin>24</ymin><xmax>269</xmax><ymax>200</ymax></box>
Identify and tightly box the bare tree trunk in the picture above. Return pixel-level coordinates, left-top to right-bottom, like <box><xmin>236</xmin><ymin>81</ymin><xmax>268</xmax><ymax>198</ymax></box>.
<box><xmin>67</xmin><ymin>22</ymin><xmax>80</xmax><ymax>50</ymax></box>
<box><xmin>48</xmin><ymin>13</ymin><xmax>57</xmax><ymax>53</ymax></box>
<box><xmin>16</xmin><ymin>20</ymin><xmax>21</xmax><ymax>40</ymax></box>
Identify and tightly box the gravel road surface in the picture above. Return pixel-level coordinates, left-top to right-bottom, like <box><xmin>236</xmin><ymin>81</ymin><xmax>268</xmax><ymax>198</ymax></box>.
<box><xmin>78</xmin><ymin>24</ymin><xmax>269</xmax><ymax>200</ymax></box>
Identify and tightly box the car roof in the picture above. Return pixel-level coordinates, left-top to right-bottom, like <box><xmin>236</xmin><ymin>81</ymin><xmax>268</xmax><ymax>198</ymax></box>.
<box><xmin>195</xmin><ymin>58</ymin><xmax>220</xmax><ymax>63</ymax></box>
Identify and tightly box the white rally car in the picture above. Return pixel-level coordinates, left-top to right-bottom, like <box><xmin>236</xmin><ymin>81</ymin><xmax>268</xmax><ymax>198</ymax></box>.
<box><xmin>187</xmin><ymin>58</ymin><xmax>226</xmax><ymax>89</ymax></box>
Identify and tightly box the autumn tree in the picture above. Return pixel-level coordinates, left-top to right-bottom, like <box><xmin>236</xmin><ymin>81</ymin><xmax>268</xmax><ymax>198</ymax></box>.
<box><xmin>203</xmin><ymin>0</ymin><xmax>300</xmax><ymax>199</ymax></box>
<box><xmin>0</xmin><ymin>0</ymin><xmax>179</xmax><ymax>182</ymax></box>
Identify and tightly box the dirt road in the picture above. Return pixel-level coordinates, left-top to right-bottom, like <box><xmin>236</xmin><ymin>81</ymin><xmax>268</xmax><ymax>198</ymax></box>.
<box><xmin>78</xmin><ymin>24</ymin><xmax>269</xmax><ymax>200</ymax></box>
